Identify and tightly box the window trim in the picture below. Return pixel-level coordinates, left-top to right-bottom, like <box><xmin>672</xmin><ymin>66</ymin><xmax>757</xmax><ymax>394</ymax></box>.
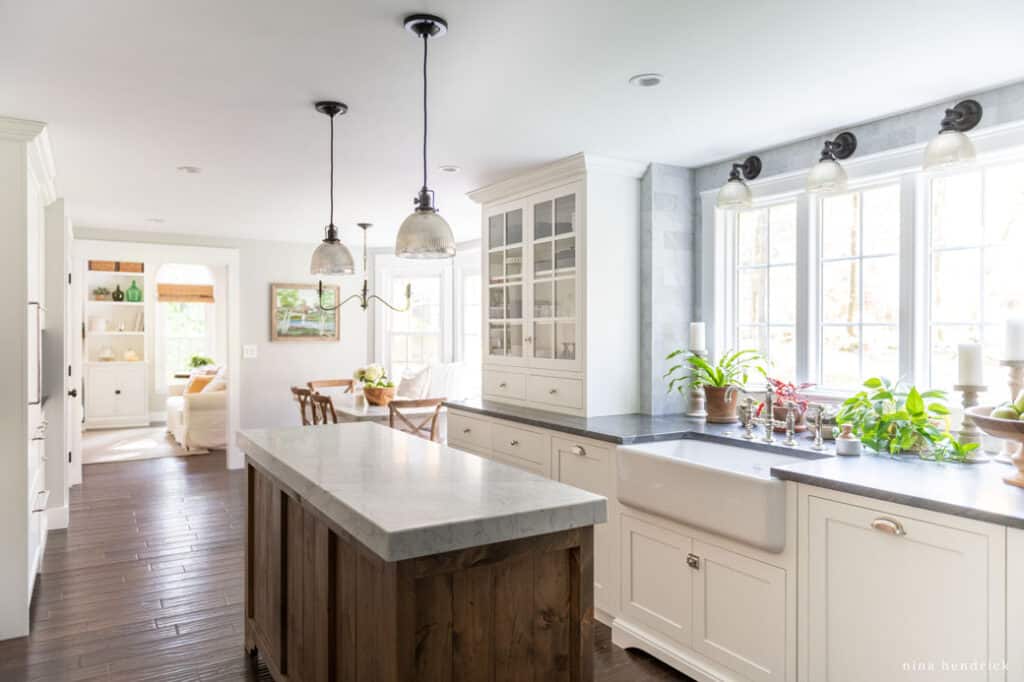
<box><xmin>702</xmin><ymin>119</ymin><xmax>1024</xmax><ymax>398</ymax></box>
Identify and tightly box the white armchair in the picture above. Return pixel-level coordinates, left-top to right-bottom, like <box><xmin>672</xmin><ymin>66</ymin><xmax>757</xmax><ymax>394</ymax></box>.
<box><xmin>166</xmin><ymin>382</ymin><xmax>227</xmax><ymax>450</ymax></box>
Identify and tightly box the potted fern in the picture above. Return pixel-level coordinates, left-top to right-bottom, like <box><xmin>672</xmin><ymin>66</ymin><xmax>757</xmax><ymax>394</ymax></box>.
<box><xmin>665</xmin><ymin>349</ymin><xmax>765</xmax><ymax>423</ymax></box>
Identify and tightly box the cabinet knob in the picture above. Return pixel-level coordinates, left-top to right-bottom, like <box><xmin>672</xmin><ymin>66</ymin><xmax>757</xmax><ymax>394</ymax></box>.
<box><xmin>510</xmin><ymin>439</ymin><xmax>520</xmax><ymax>447</ymax></box>
<box><xmin>498</xmin><ymin>382</ymin><xmax>507</xmax><ymax>389</ymax></box>
<box><xmin>462</xmin><ymin>428</ymin><xmax>472</xmax><ymax>434</ymax></box>
<box><xmin>549</xmin><ymin>388</ymin><xmax>558</xmax><ymax>395</ymax></box>
<box><xmin>686</xmin><ymin>553</ymin><xmax>700</xmax><ymax>570</ymax></box>
<box><xmin>870</xmin><ymin>517</ymin><xmax>906</xmax><ymax>537</ymax></box>
<box><xmin>571</xmin><ymin>445</ymin><xmax>586</xmax><ymax>457</ymax></box>
<box><xmin>115</xmin><ymin>389</ymin><xmax>121</xmax><ymax>395</ymax></box>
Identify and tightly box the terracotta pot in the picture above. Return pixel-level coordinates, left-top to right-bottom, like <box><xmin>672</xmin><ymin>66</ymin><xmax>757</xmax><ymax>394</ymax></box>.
<box><xmin>769</xmin><ymin>403</ymin><xmax>807</xmax><ymax>433</ymax></box>
<box><xmin>363</xmin><ymin>386</ymin><xmax>395</xmax><ymax>407</ymax></box>
<box><xmin>704</xmin><ymin>386</ymin><xmax>739</xmax><ymax>423</ymax></box>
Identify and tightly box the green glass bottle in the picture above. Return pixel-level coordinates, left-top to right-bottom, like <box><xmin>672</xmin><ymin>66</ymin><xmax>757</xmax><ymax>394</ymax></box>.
<box><xmin>126</xmin><ymin>280</ymin><xmax>142</xmax><ymax>302</ymax></box>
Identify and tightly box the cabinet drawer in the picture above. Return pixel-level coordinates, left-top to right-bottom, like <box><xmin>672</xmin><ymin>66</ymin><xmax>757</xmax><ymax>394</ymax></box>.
<box><xmin>526</xmin><ymin>375</ymin><xmax>582</xmax><ymax>409</ymax></box>
<box><xmin>447</xmin><ymin>411</ymin><xmax>492</xmax><ymax>453</ymax></box>
<box><xmin>490</xmin><ymin>450</ymin><xmax>549</xmax><ymax>478</ymax></box>
<box><xmin>483</xmin><ymin>370</ymin><xmax>526</xmax><ymax>400</ymax></box>
<box><xmin>491</xmin><ymin>422</ymin><xmax>549</xmax><ymax>469</ymax></box>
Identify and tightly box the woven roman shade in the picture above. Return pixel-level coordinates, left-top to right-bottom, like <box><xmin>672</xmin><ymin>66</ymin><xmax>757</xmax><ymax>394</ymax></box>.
<box><xmin>157</xmin><ymin>284</ymin><xmax>214</xmax><ymax>303</ymax></box>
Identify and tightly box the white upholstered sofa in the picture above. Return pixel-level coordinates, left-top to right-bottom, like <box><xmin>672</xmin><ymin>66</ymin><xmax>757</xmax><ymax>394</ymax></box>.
<box><xmin>166</xmin><ymin>378</ymin><xmax>227</xmax><ymax>450</ymax></box>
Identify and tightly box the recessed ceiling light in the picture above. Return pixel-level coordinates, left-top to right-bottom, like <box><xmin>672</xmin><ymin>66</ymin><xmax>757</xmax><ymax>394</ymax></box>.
<box><xmin>176</xmin><ymin>165</ymin><xmax>202</xmax><ymax>174</ymax></box>
<box><xmin>439</xmin><ymin>165</ymin><xmax>460</xmax><ymax>173</ymax></box>
<box><xmin>146</xmin><ymin>218</ymin><xmax>165</xmax><ymax>223</ymax></box>
<box><xmin>628</xmin><ymin>73</ymin><xmax>663</xmax><ymax>88</ymax></box>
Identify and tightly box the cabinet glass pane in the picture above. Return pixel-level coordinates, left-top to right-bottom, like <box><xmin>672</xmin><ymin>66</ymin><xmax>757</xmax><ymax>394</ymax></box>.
<box><xmin>489</xmin><ymin>214</ymin><xmax>505</xmax><ymax>248</ymax></box>
<box><xmin>555</xmin><ymin>279</ymin><xmax>575</xmax><ymax>318</ymax></box>
<box><xmin>534</xmin><ymin>322</ymin><xmax>554</xmax><ymax>359</ymax></box>
<box><xmin>555</xmin><ymin>194</ymin><xmax>575</xmax><ymax>235</ymax></box>
<box><xmin>488</xmin><ymin>323</ymin><xmax>505</xmax><ymax>356</ymax></box>
<box><xmin>555</xmin><ymin>237</ymin><xmax>575</xmax><ymax>270</ymax></box>
<box><xmin>506</xmin><ymin>209</ymin><xmax>523</xmax><ymax>245</ymax></box>
<box><xmin>488</xmin><ymin>288</ymin><xmax>504</xmax><ymax>320</ymax></box>
<box><xmin>534</xmin><ymin>281</ymin><xmax>553</xmax><ymax>318</ymax></box>
<box><xmin>507</xmin><ymin>323</ymin><xmax>523</xmax><ymax>357</ymax></box>
<box><xmin>534</xmin><ymin>201</ymin><xmax>553</xmax><ymax>240</ymax></box>
<box><xmin>505</xmin><ymin>247</ymin><xmax>522</xmax><ymax>280</ymax></box>
<box><xmin>488</xmin><ymin>252</ymin><xmax>503</xmax><ymax>283</ymax></box>
<box><xmin>534</xmin><ymin>242</ymin><xmax>553</xmax><ymax>276</ymax></box>
<box><xmin>556</xmin><ymin>322</ymin><xmax>576</xmax><ymax>360</ymax></box>
<box><xmin>506</xmin><ymin>285</ymin><xmax>522</xmax><ymax>319</ymax></box>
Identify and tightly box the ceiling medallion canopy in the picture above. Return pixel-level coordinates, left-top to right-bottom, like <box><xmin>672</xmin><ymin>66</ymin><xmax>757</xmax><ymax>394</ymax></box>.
<box><xmin>395</xmin><ymin>13</ymin><xmax>457</xmax><ymax>259</ymax></box>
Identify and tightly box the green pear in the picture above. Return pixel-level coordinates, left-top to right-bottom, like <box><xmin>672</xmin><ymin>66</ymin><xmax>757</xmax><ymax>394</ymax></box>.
<box><xmin>1014</xmin><ymin>390</ymin><xmax>1024</xmax><ymax>413</ymax></box>
<box><xmin>992</xmin><ymin>406</ymin><xmax>1018</xmax><ymax>420</ymax></box>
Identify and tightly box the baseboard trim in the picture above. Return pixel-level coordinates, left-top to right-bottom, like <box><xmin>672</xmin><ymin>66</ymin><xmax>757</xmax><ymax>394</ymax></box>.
<box><xmin>47</xmin><ymin>505</ymin><xmax>69</xmax><ymax>530</ymax></box>
<box><xmin>612</xmin><ymin>618</ymin><xmax>736</xmax><ymax>682</ymax></box>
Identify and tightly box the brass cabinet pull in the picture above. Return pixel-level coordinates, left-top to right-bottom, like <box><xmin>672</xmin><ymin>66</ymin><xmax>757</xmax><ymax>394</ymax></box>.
<box><xmin>498</xmin><ymin>382</ymin><xmax>507</xmax><ymax>389</ymax></box>
<box><xmin>510</xmin><ymin>439</ymin><xmax>519</xmax><ymax>447</ymax></box>
<box><xmin>686</xmin><ymin>553</ymin><xmax>700</xmax><ymax>570</ymax></box>
<box><xmin>462</xmin><ymin>428</ymin><xmax>471</xmax><ymax>434</ymax></box>
<box><xmin>548</xmin><ymin>388</ymin><xmax>558</xmax><ymax>395</ymax></box>
<box><xmin>870</xmin><ymin>517</ymin><xmax>906</xmax><ymax>537</ymax></box>
<box><xmin>571</xmin><ymin>445</ymin><xmax>586</xmax><ymax>457</ymax></box>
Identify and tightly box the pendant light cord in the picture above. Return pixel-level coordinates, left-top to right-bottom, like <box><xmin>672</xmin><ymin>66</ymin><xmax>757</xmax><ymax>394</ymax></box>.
<box><xmin>329</xmin><ymin>112</ymin><xmax>335</xmax><ymax>227</ymax></box>
<box><xmin>421</xmin><ymin>32</ymin><xmax>429</xmax><ymax>191</ymax></box>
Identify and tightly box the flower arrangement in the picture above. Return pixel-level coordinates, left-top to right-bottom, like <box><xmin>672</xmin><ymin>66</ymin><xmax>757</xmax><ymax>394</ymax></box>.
<box><xmin>353</xmin><ymin>364</ymin><xmax>394</xmax><ymax>389</ymax></box>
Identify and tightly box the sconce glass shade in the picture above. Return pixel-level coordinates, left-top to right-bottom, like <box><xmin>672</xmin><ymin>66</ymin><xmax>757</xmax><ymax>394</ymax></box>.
<box><xmin>395</xmin><ymin>209</ymin><xmax>456</xmax><ymax>258</ymax></box>
<box><xmin>716</xmin><ymin>177</ymin><xmax>753</xmax><ymax>209</ymax></box>
<box><xmin>806</xmin><ymin>158</ymin><xmax>848</xmax><ymax>194</ymax></box>
<box><xmin>310</xmin><ymin>238</ymin><xmax>355</xmax><ymax>275</ymax></box>
<box><xmin>923</xmin><ymin>129</ymin><xmax>976</xmax><ymax>169</ymax></box>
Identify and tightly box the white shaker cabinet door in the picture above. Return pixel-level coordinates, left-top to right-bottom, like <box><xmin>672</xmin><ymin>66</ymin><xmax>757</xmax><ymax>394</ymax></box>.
<box><xmin>804</xmin><ymin>494</ymin><xmax>1005</xmax><ymax>682</ymax></box>
<box><xmin>1009</xmin><ymin>527</ymin><xmax>1024</xmax><ymax>682</ymax></box>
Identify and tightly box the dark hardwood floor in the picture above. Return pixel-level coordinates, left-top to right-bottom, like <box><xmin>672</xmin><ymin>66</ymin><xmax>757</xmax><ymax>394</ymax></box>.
<box><xmin>0</xmin><ymin>452</ymin><xmax>692</xmax><ymax>681</ymax></box>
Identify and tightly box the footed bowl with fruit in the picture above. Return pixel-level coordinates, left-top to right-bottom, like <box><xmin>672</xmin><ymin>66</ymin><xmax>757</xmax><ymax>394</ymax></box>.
<box><xmin>966</xmin><ymin>406</ymin><xmax>1024</xmax><ymax>488</ymax></box>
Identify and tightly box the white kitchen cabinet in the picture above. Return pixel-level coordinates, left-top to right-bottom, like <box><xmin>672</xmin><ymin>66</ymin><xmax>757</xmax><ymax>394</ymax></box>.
<box><xmin>553</xmin><ymin>435</ymin><xmax>618</xmax><ymax>617</ymax></box>
<box><xmin>85</xmin><ymin>363</ymin><xmax>148</xmax><ymax>429</ymax></box>
<box><xmin>470</xmin><ymin>153</ymin><xmax>644</xmax><ymax>417</ymax></box>
<box><xmin>1009</xmin><ymin>528</ymin><xmax>1024</xmax><ymax>682</ymax></box>
<box><xmin>800</xmin><ymin>487</ymin><xmax>1006</xmax><ymax>682</ymax></box>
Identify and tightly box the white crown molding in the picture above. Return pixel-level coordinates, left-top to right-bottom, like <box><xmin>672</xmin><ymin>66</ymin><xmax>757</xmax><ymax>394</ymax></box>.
<box><xmin>699</xmin><ymin>118</ymin><xmax>1024</xmax><ymax>202</ymax></box>
<box><xmin>468</xmin><ymin>152</ymin><xmax>648</xmax><ymax>205</ymax></box>
<box><xmin>0</xmin><ymin>116</ymin><xmax>46</xmax><ymax>142</ymax></box>
<box><xmin>0</xmin><ymin>117</ymin><xmax>57</xmax><ymax>204</ymax></box>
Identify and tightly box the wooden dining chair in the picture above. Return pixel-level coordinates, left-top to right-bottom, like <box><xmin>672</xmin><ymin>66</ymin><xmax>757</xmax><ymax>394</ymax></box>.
<box><xmin>307</xmin><ymin>379</ymin><xmax>354</xmax><ymax>394</ymax></box>
<box><xmin>388</xmin><ymin>398</ymin><xmax>446</xmax><ymax>442</ymax></box>
<box><xmin>311</xmin><ymin>393</ymin><xmax>340</xmax><ymax>425</ymax></box>
<box><xmin>291</xmin><ymin>386</ymin><xmax>316</xmax><ymax>426</ymax></box>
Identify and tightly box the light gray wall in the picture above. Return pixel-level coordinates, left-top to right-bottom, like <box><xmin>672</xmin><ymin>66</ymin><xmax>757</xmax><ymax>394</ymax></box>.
<box><xmin>638</xmin><ymin>163</ymin><xmax>694</xmax><ymax>414</ymax></box>
<box><xmin>691</xmin><ymin>79</ymin><xmax>1024</xmax><ymax>321</ymax></box>
<box><xmin>74</xmin><ymin>228</ymin><xmax>368</xmax><ymax>430</ymax></box>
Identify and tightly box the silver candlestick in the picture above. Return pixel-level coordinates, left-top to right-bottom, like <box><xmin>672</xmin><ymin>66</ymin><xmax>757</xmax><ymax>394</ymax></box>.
<box><xmin>953</xmin><ymin>384</ymin><xmax>986</xmax><ymax>453</ymax></box>
<box><xmin>997</xmin><ymin>360</ymin><xmax>1024</xmax><ymax>464</ymax></box>
<box><xmin>685</xmin><ymin>350</ymin><xmax>708</xmax><ymax>419</ymax></box>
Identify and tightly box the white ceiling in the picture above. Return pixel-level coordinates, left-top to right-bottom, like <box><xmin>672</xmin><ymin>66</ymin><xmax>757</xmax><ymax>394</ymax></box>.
<box><xmin>3</xmin><ymin>0</ymin><xmax>1024</xmax><ymax>247</ymax></box>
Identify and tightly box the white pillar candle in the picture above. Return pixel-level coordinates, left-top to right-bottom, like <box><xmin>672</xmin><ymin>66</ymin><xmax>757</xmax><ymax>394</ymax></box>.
<box><xmin>689</xmin><ymin>322</ymin><xmax>706</xmax><ymax>353</ymax></box>
<box><xmin>1005</xmin><ymin>319</ymin><xmax>1024</xmax><ymax>362</ymax></box>
<box><xmin>958</xmin><ymin>343</ymin><xmax>984</xmax><ymax>386</ymax></box>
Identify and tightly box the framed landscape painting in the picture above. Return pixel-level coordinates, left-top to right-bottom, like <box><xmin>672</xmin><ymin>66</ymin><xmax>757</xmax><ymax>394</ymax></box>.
<box><xmin>270</xmin><ymin>283</ymin><xmax>340</xmax><ymax>342</ymax></box>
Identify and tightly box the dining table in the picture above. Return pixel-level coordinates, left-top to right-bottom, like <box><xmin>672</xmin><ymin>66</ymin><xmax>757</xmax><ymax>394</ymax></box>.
<box><xmin>327</xmin><ymin>392</ymin><xmax>445</xmax><ymax>426</ymax></box>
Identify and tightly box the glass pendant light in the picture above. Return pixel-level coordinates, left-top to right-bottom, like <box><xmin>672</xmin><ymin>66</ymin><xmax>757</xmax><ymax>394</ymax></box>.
<box><xmin>923</xmin><ymin>99</ymin><xmax>983</xmax><ymax>170</ymax></box>
<box><xmin>807</xmin><ymin>131</ymin><xmax>857</xmax><ymax>194</ymax></box>
<box><xmin>716</xmin><ymin>155</ymin><xmax>762</xmax><ymax>209</ymax></box>
<box><xmin>310</xmin><ymin>101</ymin><xmax>355</xmax><ymax>278</ymax></box>
<box><xmin>395</xmin><ymin>14</ymin><xmax>457</xmax><ymax>259</ymax></box>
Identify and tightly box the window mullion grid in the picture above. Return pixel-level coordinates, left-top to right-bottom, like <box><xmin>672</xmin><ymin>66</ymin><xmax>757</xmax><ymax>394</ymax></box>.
<box><xmin>857</xmin><ymin>190</ymin><xmax>865</xmax><ymax>383</ymax></box>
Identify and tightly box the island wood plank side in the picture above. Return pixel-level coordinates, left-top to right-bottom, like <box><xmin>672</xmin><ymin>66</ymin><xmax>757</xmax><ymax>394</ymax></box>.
<box><xmin>244</xmin><ymin>461</ymin><xmax>595</xmax><ymax>682</ymax></box>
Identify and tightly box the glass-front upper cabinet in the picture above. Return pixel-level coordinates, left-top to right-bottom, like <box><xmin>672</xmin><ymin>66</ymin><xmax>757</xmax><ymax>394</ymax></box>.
<box><xmin>486</xmin><ymin>208</ymin><xmax>524</xmax><ymax>360</ymax></box>
<box><xmin>531</xmin><ymin>192</ymin><xmax>577</xmax><ymax>365</ymax></box>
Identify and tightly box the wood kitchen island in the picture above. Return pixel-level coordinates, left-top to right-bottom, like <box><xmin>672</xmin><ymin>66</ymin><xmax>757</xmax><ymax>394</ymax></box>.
<box><xmin>238</xmin><ymin>422</ymin><xmax>607</xmax><ymax>682</ymax></box>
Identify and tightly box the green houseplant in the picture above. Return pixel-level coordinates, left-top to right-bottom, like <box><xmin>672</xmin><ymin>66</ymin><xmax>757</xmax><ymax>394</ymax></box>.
<box><xmin>836</xmin><ymin>377</ymin><xmax>978</xmax><ymax>460</ymax></box>
<box><xmin>188</xmin><ymin>355</ymin><xmax>215</xmax><ymax>369</ymax></box>
<box><xmin>665</xmin><ymin>349</ymin><xmax>765</xmax><ymax>423</ymax></box>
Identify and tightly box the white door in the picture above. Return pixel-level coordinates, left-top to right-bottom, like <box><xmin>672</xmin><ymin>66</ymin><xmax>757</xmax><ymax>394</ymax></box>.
<box><xmin>805</xmin><ymin>495</ymin><xmax>1005</xmax><ymax>682</ymax></box>
<box><xmin>65</xmin><ymin>220</ymin><xmax>82</xmax><ymax>487</ymax></box>
<box><xmin>691</xmin><ymin>540</ymin><xmax>788</xmax><ymax>682</ymax></box>
<box><xmin>554</xmin><ymin>437</ymin><xmax>616</xmax><ymax>615</ymax></box>
<box><xmin>619</xmin><ymin>513</ymin><xmax>692</xmax><ymax>647</ymax></box>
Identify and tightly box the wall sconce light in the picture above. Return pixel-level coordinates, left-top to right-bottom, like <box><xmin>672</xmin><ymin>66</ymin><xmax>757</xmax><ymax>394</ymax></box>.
<box><xmin>716</xmin><ymin>156</ymin><xmax>762</xmax><ymax>209</ymax></box>
<box><xmin>923</xmin><ymin>99</ymin><xmax>983</xmax><ymax>170</ymax></box>
<box><xmin>806</xmin><ymin>132</ymin><xmax>857</xmax><ymax>194</ymax></box>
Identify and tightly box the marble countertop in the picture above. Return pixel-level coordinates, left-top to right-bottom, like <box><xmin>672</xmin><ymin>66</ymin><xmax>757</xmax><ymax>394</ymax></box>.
<box><xmin>237</xmin><ymin>423</ymin><xmax>607</xmax><ymax>562</ymax></box>
<box><xmin>445</xmin><ymin>398</ymin><xmax>705</xmax><ymax>444</ymax></box>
